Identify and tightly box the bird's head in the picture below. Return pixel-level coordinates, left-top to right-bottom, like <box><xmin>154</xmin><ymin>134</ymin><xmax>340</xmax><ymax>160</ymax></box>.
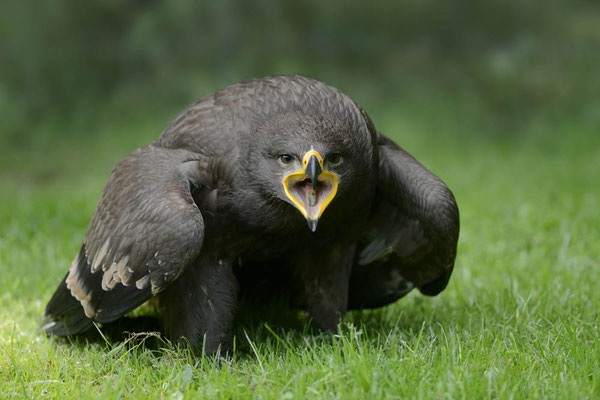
<box><xmin>244</xmin><ymin>110</ymin><xmax>377</xmax><ymax>232</ymax></box>
<box><xmin>278</xmin><ymin>148</ymin><xmax>341</xmax><ymax>232</ymax></box>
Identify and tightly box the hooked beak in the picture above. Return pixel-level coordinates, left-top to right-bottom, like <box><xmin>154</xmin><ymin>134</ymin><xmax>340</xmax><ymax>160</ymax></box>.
<box><xmin>282</xmin><ymin>150</ymin><xmax>338</xmax><ymax>232</ymax></box>
<box><xmin>304</xmin><ymin>153</ymin><xmax>322</xmax><ymax>189</ymax></box>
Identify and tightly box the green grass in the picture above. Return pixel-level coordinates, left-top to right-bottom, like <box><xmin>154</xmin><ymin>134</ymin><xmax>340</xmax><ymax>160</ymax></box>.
<box><xmin>1</xmin><ymin>105</ymin><xmax>599</xmax><ymax>399</ymax></box>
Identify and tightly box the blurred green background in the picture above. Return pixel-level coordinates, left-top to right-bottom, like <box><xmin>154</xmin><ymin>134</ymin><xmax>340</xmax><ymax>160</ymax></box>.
<box><xmin>1</xmin><ymin>3</ymin><xmax>600</xmax><ymax>397</ymax></box>
<box><xmin>1</xmin><ymin>0</ymin><xmax>599</xmax><ymax>185</ymax></box>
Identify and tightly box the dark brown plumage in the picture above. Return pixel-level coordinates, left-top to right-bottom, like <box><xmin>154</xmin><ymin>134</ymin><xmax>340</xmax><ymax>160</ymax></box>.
<box><xmin>42</xmin><ymin>75</ymin><xmax>459</xmax><ymax>355</ymax></box>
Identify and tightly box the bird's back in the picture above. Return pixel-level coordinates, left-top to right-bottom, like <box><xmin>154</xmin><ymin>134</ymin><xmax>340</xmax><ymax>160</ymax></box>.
<box><xmin>154</xmin><ymin>75</ymin><xmax>367</xmax><ymax>157</ymax></box>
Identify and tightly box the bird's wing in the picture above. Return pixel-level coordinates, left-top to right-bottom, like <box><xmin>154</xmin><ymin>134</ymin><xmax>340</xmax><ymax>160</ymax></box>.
<box><xmin>349</xmin><ymin>132</ymin><xmax>459</xmax><ymax>309</ymax></box>
<box><xmin>42</xmin><ymin>145</ymin><xmax>207</xmax><ymax>335</ymax></box>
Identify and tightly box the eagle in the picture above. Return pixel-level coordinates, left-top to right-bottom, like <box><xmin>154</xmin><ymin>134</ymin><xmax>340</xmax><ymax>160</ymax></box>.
<box><xmin>42</xmin><ymin>75</ymin><xmax>459</xmax><ymax>355</ymax></box>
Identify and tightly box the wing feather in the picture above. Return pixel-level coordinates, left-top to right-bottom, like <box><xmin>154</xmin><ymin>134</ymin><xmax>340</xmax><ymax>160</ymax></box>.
<box><xmin>349</xmin><ymin>133</ymin><xmax>459</xmax><ymax>309</ymax></box>
<box><xmin>43</xmin><ymin>145</ymin><xmax>207</xmax><ymax>335</ymax></box>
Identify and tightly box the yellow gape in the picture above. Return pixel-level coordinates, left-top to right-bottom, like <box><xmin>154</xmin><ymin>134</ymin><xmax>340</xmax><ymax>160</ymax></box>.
<box><xmin>282</xmin><ymin>150</ymin><xmax>339</xmax><ymax>231</ymax></box>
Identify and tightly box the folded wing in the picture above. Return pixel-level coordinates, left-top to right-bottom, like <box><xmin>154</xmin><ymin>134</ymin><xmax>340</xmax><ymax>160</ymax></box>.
<box><xmin>43</xmin><ymin>145</ymin><xmax>206</xmax><ymax>335</ymax></box>
<box><xmin>349</xmin><ymin>133</ymin><xmax>459</xmax><ymax>309</ymax></box>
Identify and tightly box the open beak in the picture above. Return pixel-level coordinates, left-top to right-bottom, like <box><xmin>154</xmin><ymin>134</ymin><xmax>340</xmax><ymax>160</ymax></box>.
<box><xmin>282</xmin><ymin>150</ymin><xmax>338</xmax><ymax>232</ymax></box>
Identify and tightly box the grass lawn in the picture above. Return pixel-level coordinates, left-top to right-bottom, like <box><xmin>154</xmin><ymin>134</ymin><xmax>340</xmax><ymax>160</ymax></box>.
<box><xmin>1</xmin><ymin>104</ymin><xmax>598</xmax><ymax>399</ymax></box>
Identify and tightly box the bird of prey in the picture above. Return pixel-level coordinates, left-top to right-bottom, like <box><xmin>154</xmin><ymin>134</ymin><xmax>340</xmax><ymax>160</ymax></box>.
<box><xmin>42</xmin><ymin>75</ymin><xmax>459</xmax><ymax>355</ymax></box>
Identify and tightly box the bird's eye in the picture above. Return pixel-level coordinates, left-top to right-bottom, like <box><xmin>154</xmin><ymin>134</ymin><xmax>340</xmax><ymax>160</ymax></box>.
<box><xmin>279</xmin><ymin>154</ymin><xmax>294</xmax><ymax>166</ymax></box>
<box><xmin>326</xmin><ymin>153</ymin><xmax>343</xmax><ymax>166</ymax></box>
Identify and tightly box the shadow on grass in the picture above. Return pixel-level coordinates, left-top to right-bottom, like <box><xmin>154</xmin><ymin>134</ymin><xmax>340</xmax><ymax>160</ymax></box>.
<box><xmin>45</xmin><ymin>292</ymin><xmax>465</xmax><ymax>362</ymax></box>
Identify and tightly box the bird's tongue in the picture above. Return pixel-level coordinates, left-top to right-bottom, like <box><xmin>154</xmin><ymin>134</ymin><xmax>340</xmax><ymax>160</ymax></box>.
<box><xmin>290</xmin><ymin>179</ymin><xmax>331</xmax><ymax>218</ymax></box>
<box><xmin>305</xmin><ymin>187</ymin><xmax>320</xmax><ymax>214</ymax></box>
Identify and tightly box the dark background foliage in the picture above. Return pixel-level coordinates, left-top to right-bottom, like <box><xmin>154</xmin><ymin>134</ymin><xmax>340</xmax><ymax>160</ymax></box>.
<box><xmin>2</xmin><ymin>0</ymin><xmax>598</xmax><ymax>142</ymax></box>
